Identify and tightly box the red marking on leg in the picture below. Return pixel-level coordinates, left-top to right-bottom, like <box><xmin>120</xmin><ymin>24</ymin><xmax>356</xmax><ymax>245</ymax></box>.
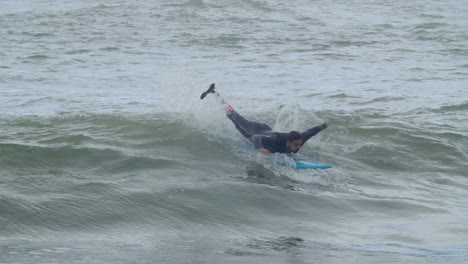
<box><xmin>226</xmin><ymin>105</ymin><xmax>234</xmax><ymax>114</ymax></box>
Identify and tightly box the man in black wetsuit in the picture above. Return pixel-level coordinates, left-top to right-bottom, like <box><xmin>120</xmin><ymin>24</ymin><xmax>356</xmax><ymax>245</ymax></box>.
<box><xmin>225</xmin><ymin>104</ymin><xmax>328</xmax><ymax>155</ymax></box>
<box><xmin>200</xmin><ymin>84</ymin><xmax>328</xmax><ymax>155</ymax></box>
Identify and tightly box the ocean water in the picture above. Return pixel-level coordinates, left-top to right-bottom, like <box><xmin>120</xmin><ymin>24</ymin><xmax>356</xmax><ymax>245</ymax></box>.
<box><xmin>1</xmin><ymin>0</ymin><xmax>467</xmax><ymax>263</ymax></box>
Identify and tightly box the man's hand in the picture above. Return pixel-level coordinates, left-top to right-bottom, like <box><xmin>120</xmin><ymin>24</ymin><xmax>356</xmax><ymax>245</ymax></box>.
<box><xmin>322</xmin><ymin>120</ymin><xmax>329</xmax><ymax>128</ymax></box>
<box><xmin>257</xmin><ymin>148</ymin><xmax>272</xmax><ymax>155</ymax></box>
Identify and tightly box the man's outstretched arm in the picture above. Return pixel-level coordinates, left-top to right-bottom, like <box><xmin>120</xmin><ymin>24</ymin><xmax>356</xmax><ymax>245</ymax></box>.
<box><xmin>301</xmin><ymin>120</ymin><xmax>329</xmax><ymax>144</ymax></box>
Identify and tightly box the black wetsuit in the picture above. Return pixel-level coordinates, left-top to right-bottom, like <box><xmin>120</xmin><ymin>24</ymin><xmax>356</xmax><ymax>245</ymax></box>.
<box><xmin>227</xmin><ymin>111</ymin><xmax>327</xmax><ymax>153</ymax></box>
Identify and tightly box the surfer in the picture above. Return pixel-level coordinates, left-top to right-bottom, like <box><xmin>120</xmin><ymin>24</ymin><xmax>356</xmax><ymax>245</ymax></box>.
<box><xmin>201</xmin><ymin>84</ymin><xmax>329</xmax><ymax>155</ymax></box>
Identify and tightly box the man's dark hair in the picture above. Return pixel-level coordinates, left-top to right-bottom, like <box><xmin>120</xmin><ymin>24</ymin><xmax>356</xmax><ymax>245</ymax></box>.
<box><xmin>286</xmin><ymin>131</ymin><xmax>302</xmax><ymax>142</ymax></box>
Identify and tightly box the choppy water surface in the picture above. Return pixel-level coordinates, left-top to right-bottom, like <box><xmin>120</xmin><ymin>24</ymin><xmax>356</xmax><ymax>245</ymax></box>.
<box><xmin>1</xmin><ymin>0</ymin><xmax>467</xmax><ymax>263</ymax></box>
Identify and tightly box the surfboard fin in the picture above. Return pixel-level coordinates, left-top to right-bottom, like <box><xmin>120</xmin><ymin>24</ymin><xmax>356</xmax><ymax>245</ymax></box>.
<box><xmin>200</xmin><ymin>83</ymin><xmax>216</xmax><ymax>100</ymax></box>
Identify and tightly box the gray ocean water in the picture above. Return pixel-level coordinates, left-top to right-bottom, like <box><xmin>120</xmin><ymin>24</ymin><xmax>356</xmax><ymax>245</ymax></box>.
<box><xmin>1</xmin><ymin>0</ymin><xmax>468</xmax><ymax>263</ymax></box>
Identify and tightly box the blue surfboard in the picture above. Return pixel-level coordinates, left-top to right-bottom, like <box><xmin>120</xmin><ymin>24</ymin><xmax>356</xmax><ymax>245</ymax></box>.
<box><xmin>292</xmin><ymin>156</ymin><xmax>332</xmax><ymax>169</ymax></box>
<box><xmin>229</xmin><ymin>141</ymin><xmax>332</xmax><ymax>170</ymax></box>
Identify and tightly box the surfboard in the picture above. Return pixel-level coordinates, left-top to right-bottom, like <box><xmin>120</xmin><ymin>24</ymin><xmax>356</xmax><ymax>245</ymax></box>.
<box><xmin>292</xmin><ymin>156</ymin><xmax>332</xmax><ymax>169</ymax></box>
<box><xmin>230</xmin><ymin>141</ymin><xmax>332</xmax><ymax>170</ymax></box>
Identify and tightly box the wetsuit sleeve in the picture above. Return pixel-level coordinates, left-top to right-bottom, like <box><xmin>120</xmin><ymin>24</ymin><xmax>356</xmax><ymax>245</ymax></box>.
<box><xmin>252</xmin><ymin>135</ymin><xmax>264</xmax><ymax>149</ymax></box>
<box><xmin>301</xmin><ymin>123</ymin><xmax>328</xmax><ymax>144</ymax></box>
<box><xmin>252</xmin><ymin>134</ymin><xmax>278</xmax><ymax>152</ymax></box>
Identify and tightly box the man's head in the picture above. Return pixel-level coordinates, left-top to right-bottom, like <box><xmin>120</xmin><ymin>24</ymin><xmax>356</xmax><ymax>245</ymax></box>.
<box><xmin>286</xmin><ymin>131</ymin><xmax>303</xmax><ymax>153</ymax></box>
